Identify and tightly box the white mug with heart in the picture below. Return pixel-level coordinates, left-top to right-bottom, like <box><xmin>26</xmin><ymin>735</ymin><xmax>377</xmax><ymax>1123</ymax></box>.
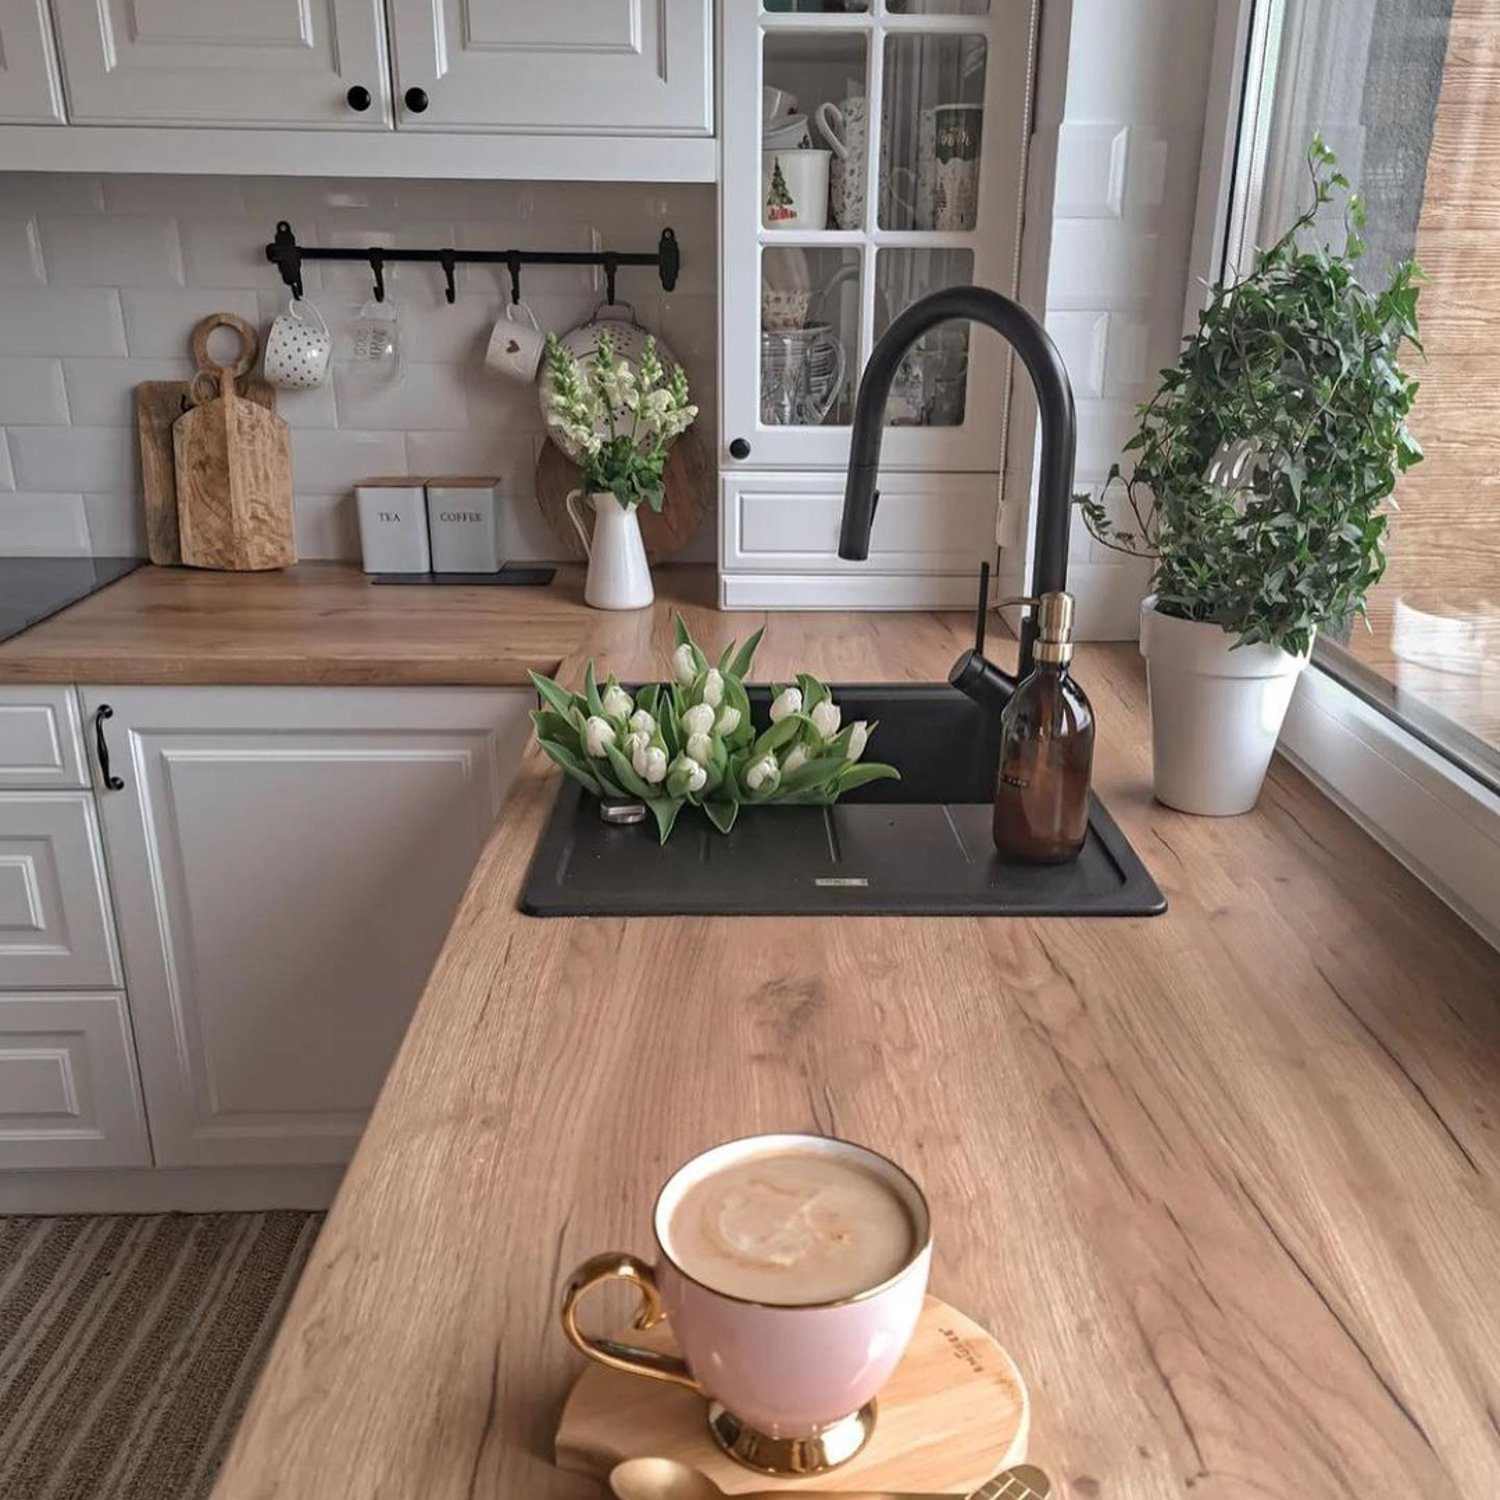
<box><xmin>486</xmin><ymin>300</ymin><xmax>548</xmax><ymax>383</ymax></box>
<box><xmin>263</xmin><ymin>298</ymin><xmax>332</xmax><ymax>390</ymax></box>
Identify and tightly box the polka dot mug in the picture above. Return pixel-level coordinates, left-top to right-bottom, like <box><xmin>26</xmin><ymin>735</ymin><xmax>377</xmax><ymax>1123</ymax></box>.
<box><xmin>263</xmin><ymin>298</ymin><xmax>332</xmax><ymax>390</ymax></box>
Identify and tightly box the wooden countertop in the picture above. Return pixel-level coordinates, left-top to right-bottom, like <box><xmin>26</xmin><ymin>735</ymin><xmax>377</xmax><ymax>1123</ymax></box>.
<box><xmin>0</xmin><ymin>561</ymin><xmax>612</xmax><ymax>686</ymax></box>
<box><xmin>35</xmin><ymin>567</ymin><xmax>1494</xmax><ymax>1500</ymax></box>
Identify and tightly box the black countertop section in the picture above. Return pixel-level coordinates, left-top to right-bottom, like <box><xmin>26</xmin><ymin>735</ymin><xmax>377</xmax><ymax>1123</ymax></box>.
<box><xmin>0</xmin><ymin>557</ymin><xmax>144</xmax><ymax>645</ymax></box>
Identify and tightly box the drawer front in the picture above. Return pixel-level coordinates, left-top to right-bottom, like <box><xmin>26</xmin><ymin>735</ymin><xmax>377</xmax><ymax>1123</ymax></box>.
<box><xmin>0</xmin><ymin>688</ymin><xmax>88</xmax><ymax>789</ymax></box>
<box><xmin>0</xmin><ymin>993</ymin><xmax>151</xmax><ymax>1169</ymax></box>
<box><xmin>722</xmin><ymin>472</ymin><xmax>1000</xmax><ymax>573</ymax></box>
<box><xmin>0</xmin><ymin>793</ymin><xmax>121</xmax><ymax>989</ymax></box>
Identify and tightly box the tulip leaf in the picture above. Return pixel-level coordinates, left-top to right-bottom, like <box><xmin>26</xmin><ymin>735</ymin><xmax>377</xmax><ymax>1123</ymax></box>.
<box><xmin>833</xmin><ymin>763</ymin><xmax>902</xmax><ymax>794</ymax></box>
<box><xmin>673</xmin><ymin>614</ymin><xmax>692</xmax><ymax>649</ymax></box>
<box><xmin>536</xmin><ymin>738</ymin><xmax>603</xmax><ymax>797</ymax></box>
<box><xmin>583</xmin><ymin>661</ymin><xmax>605</xmax><ymax>718</ymax></box>
<box><xmin>649</xmin><ymin>796</ymin><xmax>685</xmax><ymax>845</ymax></box>
<box><xmin>717</xmin><ymin>638</ymin><xmax>737</xmax><ymax>673</ymax></box>
<box><xmin>704</xmin><ymin>800</ymin><xmax>739</xmax><ymax>835</ymax></box>
<box><xmin>603</xmin><ymin>743</ymin><xmax>656</xmax><ymax>801</ymax></box>
<box><xmin>529</xmin><ymin>670</ymin><xmax>577</xmax><ymax>719</ymax></box>
<box><xmin>795</xmin><ymin>673</ymin><xmax>828</xmax><ymax>713</ymax></box>
<box><xmin>531</xmin><ymin>709</ymin><xmax>581</xmax><ymax>753</ymax></box>
<box><xmin>750</xmin><ymin>714</ymin><xmax>805</xmax><ymax>760</ymax></box>
<box><xmin>726</xmin><ymin>628</ymin><xmax>765</xmax><ymax>680</ymax></box>
<box><xmin>637</xmin><ymin>683</ymin><xmax>660</xmax><ymax>717</ymax></box>
<box><xmin>779</xmin><ymin>754</ymin><xmax>844</xmax><ymax>794</ymax></box>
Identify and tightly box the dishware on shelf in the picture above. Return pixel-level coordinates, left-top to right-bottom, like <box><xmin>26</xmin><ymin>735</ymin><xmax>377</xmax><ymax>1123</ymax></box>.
<box><xmin>262</xmin><ymin>297</ymin><xmax>332</xmax><ymax>390</ymax></box>
<box><xmin>556</xmin><ymin>1292</ymin><xmax>1030</xmax><ymax>1491</ymax></box>
<box><xmin>761</xmin><ymin>287</ymin><xmax>812</xmax><ymax>329</ymax></box>
<box><xmin>761</xmin><ymin>325</ymin><xmax>846</xmax><ymax>426</ymax></box>
<box><xmin>929</xmin><ymin>102</ymin><xmax>984</xmax><ymax>230</ymax></box>
<box><xmin>608</xmin><ymin>1456</ymin><xmax>1053</xmax><ymax>1500</ymax></box>
<box><xmin>762</xmin><ymin>149</ymin><xmax>831</xmax><ymax>230</ymax></box>
<box><xmin>762</xmin><ymin>115</ymin><xmax>814</xmax><ymax>151</ymax></box>
<box><xmin>762</xmin><ymin>85</ymin><xmax>798</xmax><ymax>123</ymax></box>
<box><xmin>485</xmin><ymin>298</ymin><xmax>547</xmax><ymax>382</ymax></box>
<box><xmin>815</xmin><ymin>95</ymin><xmax>868</xmax><ymax>229</ymax></box>
<box><xmin>173</xmin><ymin>313</ymin><xmax>295</xmax><ymax>572</ymax></box>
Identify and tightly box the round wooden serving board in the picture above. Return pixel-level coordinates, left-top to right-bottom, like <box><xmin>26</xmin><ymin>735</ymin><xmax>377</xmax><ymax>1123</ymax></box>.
<box><xmin>554</xmin><ymin>1295</ymin><xmax>1029</xmax><ymax>1494</ymax></box>
<box><xmin>535</xmin><ymin>432</ymin><xmax>709</xmax><ymax>564</ymax></box>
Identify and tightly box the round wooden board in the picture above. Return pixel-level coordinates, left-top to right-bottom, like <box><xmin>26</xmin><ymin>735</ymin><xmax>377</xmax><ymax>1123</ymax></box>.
<box><xmin>554</xmin><ymin>1295</ymin><xmax>1029</xmax><ymax>1494</ymax></box>
<box><xmin>535</xmin><ymin>432</ymin><xmax>709</xmax><ymax>564</ymax></box>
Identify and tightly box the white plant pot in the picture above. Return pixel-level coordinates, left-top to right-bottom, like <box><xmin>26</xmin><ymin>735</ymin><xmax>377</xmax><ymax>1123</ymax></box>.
<box><xmin>1139</xmin><ymin>598</ymin><xmax>1311</xmax><ymax>816</ymax></box>
<box><xmin>564</xmin><ymin>491</ymin><xmax>654</xmax><ymax>611</ymax></box>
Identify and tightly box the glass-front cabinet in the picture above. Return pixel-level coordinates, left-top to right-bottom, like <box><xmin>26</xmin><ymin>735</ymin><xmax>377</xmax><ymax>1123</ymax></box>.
<box><xmin>721</xmin><ymin>1</ymin><xmax>1038</xmax><ymax>474</ymax></box>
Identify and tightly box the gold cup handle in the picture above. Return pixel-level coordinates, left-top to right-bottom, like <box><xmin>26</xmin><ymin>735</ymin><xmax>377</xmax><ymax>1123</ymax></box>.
<box><xmin>560</xmin><ymin>1253</ymin><xmax>703</xmax><ymax>1392</ymax></box>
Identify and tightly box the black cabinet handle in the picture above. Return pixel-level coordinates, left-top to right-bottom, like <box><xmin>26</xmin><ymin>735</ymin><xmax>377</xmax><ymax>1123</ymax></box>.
<box><xmin>94</xmin><ymin>705</ymin><xmax>123</xmax><ymax>791</ymax></box>
<box><xmin>404</xmin><ymin>86</ymin><xmax>429</xmax><ymax>114</ymax></box>
<box><xmin>346</xmin><ymin>85</ymin><xmax>372</xmax><ymax>112</ymax></box>
<box><xmin>729</xmin><ymin>438</ymin><xmax>751</xmax><ymax>460</ymax></box>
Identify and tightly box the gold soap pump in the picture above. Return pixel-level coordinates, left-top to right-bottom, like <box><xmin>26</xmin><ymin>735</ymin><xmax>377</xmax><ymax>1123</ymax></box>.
<box><xmin>982</xmin><ymin>579</ymin><xmax>1095</xmax><ymax>864</ymax></box>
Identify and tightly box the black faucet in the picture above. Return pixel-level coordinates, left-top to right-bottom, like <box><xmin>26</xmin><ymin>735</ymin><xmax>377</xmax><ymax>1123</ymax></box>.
<box><xmin>838</xmin><ymin>286</ymin><xmax>1078</xmax><ymax>707</ymax></box>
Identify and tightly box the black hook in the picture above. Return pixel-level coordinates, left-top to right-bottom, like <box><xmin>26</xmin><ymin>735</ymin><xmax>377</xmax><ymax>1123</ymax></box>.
<box><xmin>369</xmin><ymin>251</ymin><xmax>385</xmax><ymax>303</ymax></box>
<box><xmin>602</xmin><ymin>252</ymin><xmax>620</xmax><ymax>307</ymax></box>
<box><xmin>266</xmin><ymin>220</ymin><xmax>304</xmax><ymax>300</ymax></box>
<box><xmin>439</xmin><ymin>249</ymin><xmax>457</xmax><ymax>305</ymax></box>
<box><xmin>657</xmin><ymin>228</ymin><xmax>680</xmax><ymax>292</ymax></box>
<box><xmin>506</xmin><ymin>250</ymin><xmax>522</xmax><ymax>306</ymax></box>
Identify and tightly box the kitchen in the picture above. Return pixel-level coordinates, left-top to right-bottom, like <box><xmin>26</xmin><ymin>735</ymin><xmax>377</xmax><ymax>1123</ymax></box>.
<box><xmin>0</xmin><ymin>3</ymin><xmax>1497</xmax><ymax>1499</ymax></box>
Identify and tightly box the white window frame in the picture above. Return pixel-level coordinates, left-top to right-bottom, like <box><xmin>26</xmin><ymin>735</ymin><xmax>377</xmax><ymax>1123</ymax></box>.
<box><xmin>1192</xmin><ymin>0</ymin><xmax>1500</xmax><ymax>949</ymax></box>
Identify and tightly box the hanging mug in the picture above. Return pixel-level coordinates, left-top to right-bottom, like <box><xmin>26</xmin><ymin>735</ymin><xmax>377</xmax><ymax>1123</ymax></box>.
<box><xmin>263</xmin><ymin>298</ymin><xmax>332</xmax><ymax>390</ymax></box>
<box><xmin>486</xmin><ymin>300</ymin><xmax>548</xmax><ymax>383</ymax></box>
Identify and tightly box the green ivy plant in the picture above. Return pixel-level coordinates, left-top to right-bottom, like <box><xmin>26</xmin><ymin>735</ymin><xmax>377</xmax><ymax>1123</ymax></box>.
<box><xmin>529</xmin><ymin>618</ymin><xmax>899</xmax><ymax>844</ymax></box>
<box><xmin>1077</xmin><ymin>136</ymin><xmax>1424</xmax><ymax>656</ymax></box>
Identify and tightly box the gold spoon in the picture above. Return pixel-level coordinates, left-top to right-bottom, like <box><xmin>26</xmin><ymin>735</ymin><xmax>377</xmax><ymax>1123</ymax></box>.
<box><xmin>608</xmin><ymin>1455</ymin><xmax>1051</xmax><ymax>1500</ymax></box>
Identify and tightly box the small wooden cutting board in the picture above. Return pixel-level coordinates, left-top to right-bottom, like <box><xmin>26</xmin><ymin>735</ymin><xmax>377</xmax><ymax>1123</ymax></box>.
<box><xmin>555</xmin><ymin>1295</ymin><xmax>1029</xmax><ymax>1494</ymax></box>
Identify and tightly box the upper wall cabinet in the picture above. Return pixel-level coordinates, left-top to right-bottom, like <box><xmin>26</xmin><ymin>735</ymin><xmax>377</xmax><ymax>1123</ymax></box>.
<box><xmin>0</xmin><ymin>0</ymin><xmax>65</xmax><ymax>123</ymax></box>
<box><xmin>51</xmin><ymin>0</ymin><xmax>392</xmax><ymax>127</ymax></box>
<box><xmin>387</xmin><ymin>0</ymin><xmax>712</xmax><ymax>133</ymax></box>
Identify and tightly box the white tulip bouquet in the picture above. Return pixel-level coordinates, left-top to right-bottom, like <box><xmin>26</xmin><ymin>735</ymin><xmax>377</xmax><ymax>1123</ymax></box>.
<box><xmin>529</xmin><ymin>618</ymin><xmax>899</xmax><ymax>843</ymax></box>
<box><xmin>542</xmin><ymin>332</ymin><xmax>698</xmax><ymax>512</ymax></box>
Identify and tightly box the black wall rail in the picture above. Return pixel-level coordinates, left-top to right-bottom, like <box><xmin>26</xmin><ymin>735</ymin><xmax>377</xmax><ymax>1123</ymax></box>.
<box><xmin>264</xmin><ymin>220</ymin><xmax>681</xmax><ymax>305</ymax></box>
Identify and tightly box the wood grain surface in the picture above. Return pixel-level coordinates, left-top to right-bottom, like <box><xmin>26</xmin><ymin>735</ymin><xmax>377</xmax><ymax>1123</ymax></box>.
<box><xmin>197</xmin><ymin>573</ymin><xmax>1499</xmax><ymax>1500</ymax></box>
<box><xmin>556</xmin><ymin>1296</ymin><xmax>1028</xmax><ymax>1493</ymax></box>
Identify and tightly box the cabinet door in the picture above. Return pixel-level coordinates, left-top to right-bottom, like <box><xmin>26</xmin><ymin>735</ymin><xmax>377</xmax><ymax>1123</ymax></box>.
<box><xmin>83</xmin><ymin>686</ymin><xmax>530</xmax><ymax>1168</ymax></box>
<box><xmin>0</xmin><ymin>1</ymin><xmax>65</xmax><ymax>123</ymax></box>
<box><xmin>387</xmin><ymin>0</ymin><xmax>711</xmax><ymax>133</ymax></box>
<box><xmin>0</xmin><ymin>994</ymin><xmax>151</xmax><ymax>1169</ymax></box>
<box><xmin>52</xmin><ymin>0</ymin><xmax>391</xmax><ymax>127</ymax></box>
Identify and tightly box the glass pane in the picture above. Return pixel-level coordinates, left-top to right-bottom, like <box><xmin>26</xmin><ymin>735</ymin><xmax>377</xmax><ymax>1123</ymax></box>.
<box><xmin>764</xmin><ymin>1</ymin><xmax>870</xmax><ymax>11</ymax></box>
<box><xmin>763</xmin><ymin>32</ymin><xmax>868</xmax><ymax>232</ymax></box>
<box><xmin>761</xmin><ymin>246</ymin><xmax>859</xmax><ymax>426</ymax></box>
<box><xmin>1254</xmin><ymin>2</ymin><xmax>1499</xmax><ymax>772</ymax></box>
<box><xmin>879</xmin><ymin>33</ymin><xmax>987</xmax><ymax>230</ymax></box>
<box><xmin>887</xmin><ymin>0</ymin><xmax>989</xmax><ymax>12</ymax></box>
<box><xmin>874</xmin><ymin>248</ymin><xmax>974</xmax><ymax>426</ymax></box>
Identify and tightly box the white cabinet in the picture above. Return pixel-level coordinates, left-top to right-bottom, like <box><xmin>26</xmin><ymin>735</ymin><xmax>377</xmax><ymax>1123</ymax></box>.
<box><xmin>387</xmin><ymin>0</ymin><xmax>712</xmax><ymax>134</ymax></box>
<box><xmin>0</xmin><ymin>0</ymin><xmax>65</xmax><ymax>123</ymax></box>
<box><xmin>84</xmin><ymin>685</ymin><xmax>530</xmax><ymax>1169</ymax></box>
<box><xmin>0</xmin><ymin>687</ymin><xmax>89</xmax><ymax>789</ymax></box>
<box><xmin>0</xmin><ymin>993</ymin><xmax>150</xmax><ymax>1169</ymax></box>
<box><xmin>51</xmin><ymin>0</ymin><xmax>392</xmax><ymax>128</ymax></box>
<box><xmin>0</xmin><ymin>792</ymin><xmax>121</xmax><ymax>989</ymax></box>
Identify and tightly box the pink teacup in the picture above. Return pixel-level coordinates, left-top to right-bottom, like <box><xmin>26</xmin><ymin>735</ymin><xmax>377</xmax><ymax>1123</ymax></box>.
<box><xmin>560</xmin><ymin>1133</ymin><xmax>932</xmax><ymax>1476</ymax></box>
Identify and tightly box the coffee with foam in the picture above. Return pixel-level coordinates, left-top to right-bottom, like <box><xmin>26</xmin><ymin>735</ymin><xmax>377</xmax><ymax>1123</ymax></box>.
<box><xmin>666</xmin><ymin>1147</ymin><xmax>916</xmax><ymax>1305</ymax></box>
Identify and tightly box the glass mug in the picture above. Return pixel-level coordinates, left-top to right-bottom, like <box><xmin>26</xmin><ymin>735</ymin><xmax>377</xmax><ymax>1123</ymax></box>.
<box><xmin>560</xmin><ymin>1134</ymin><xmax>932</xmax><ymax>1476</ymax></box>
<box><xmin>760</xmin><ymin>325</ymin><xmax>847</xmax><ymax>427</ymax></box>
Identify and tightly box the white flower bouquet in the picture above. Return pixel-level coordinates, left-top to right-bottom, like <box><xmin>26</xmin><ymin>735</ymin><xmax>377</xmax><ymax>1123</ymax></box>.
<box><xmin>529</xmin><ymin>618</ymin><xmax>899</xmax><ymax>843</ymax></box>
<box><xmin>542</xmin><ymin>331</ymin><xmax>698</xmax><ymax>512</ymax></box>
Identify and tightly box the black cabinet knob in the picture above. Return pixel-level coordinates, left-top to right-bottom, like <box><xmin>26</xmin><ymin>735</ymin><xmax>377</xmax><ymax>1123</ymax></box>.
<box><xmin>345</xmin><ymin>85</ymin><xmax>372</xmax><ymax>112</ymax></box>
<box><xmin>729</xmin><ymin>438</ymin><xmax>751</xmax><ymax>460</ymax></box>
<box><xmin>404</xmin><ymin>86</ymin><xmax>430</xmax><ymax>114</ymax></box>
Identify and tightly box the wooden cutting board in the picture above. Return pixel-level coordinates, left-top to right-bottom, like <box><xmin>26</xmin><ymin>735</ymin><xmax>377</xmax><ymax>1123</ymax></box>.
<box><xmin>173</xmin><ymin>314</ymin><xmax>296</xmax><ymax>571</ymax></box>
<box><xmin>138</xmin><ymin>374</ymin><xmax>275</xmax><ymax>565</ymax></box>
<box><xmin>535</xmin><ymin>431</ymin><xmax>709</xmax><ymax>564</ymax></box>
<box><xmin>555</xmin><ymin>1295</ymin><xmax>1029</xmax><ymax>1494</ymax></box>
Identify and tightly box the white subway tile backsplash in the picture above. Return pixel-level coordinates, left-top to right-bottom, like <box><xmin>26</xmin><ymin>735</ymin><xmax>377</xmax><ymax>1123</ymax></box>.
<box><xmin>0</xmin><ymin>360</ymin><xmax>69</xmax><ymax>424</ymax></box>
<box><xmin>330</xmin><ymin>362</ymin><xmax>470</xmax><ymax>432</ymax></box>
<box><xmin>0</xmin><ymin>287</ymin><xmax>126</xmax><ymax>357</ymax></box>
<box><xmin>0</xmin><ymin>219</ymin><xmax>43</xmax><ymax>286</ymax></box>
<box><xmin>0</xmin><ymin>175</ymin><xmax>105</xmax><ymax>215</ymax></box>
<box><xmin>293</xmin><ymin>493</ymin><xmax>359</xmax><ymax>560</ymax></box>
<box><xmin>1046</xmin><ymin>223</ymin><xmax>1160</xmax><ymax>311</ymax></box>
<box><xmin>119</xmin><ymin>289</ymin><xmax>263</xmax><ymax>359</ymax></box>
<box><xmin>404</xmin><ymin>431</ymin><xmax>538</xmax><ymax>492</ymax></box>
<box><xmin>178</xmin><ymin>218</ymin><xmax>283</xmax><ymax>290</ymax></box>
<box><xmin>41</xmin><ymin>216</ymin><xmax>184</xmax><ymax>287</ymax></box>
<box><xmin>63</xmin><ymin>358</ymin><xmax>180</xmax><ymax>425</ymax></box>
<box><xmin>102</xmin><ymin>174</ymin><xmax>247</xmax><ymax>217</ymax></box>
<box><xmin>10</xmin><ymin>426</ymin><xmax>134</xmax><ymax>493</ymax></box>
<box><xmin>1054</xmin><ymin>124</ymin><xmax>1129</xmax><ymax>219</ymax></box>
<box><xmin>83</xmin><ymin>493</ymin><xmax>147</xmax><ymax>557</ymax></box>
<box><xmin>274</xmin><ymin>379</ymin><xmax>338</xmax><ymax>430</ymax></box>
<box><xmin>0</xmin><ymin>493</ymin><xmax>91</xmax><ymax>555</ymax></box>
<box><xmin>290</xmin><ymin>430</ymin><xmax>408</xmax><ymax>493</ymax></box>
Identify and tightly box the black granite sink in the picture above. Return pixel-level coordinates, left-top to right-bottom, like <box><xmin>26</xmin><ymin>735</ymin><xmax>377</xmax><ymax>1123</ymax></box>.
<box><xmin>519</xmin><ymin>684</ymin><xmax>1165</xmax><ymax>917</ymax></box>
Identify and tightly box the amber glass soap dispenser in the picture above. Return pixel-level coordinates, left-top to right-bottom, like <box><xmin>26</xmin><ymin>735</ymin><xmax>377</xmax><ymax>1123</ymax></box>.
<box><xmin>992</xmin><ymin>591</ymin><xmax>1094</xmax><ymax>863</ymax></box>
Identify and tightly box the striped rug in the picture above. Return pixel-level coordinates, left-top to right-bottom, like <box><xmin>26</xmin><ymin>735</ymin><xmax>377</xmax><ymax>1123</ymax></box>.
<box><xmin>0</xmin><ymin>1211</ymin><xmax>322</xmax><ymax>1500</ymax></box>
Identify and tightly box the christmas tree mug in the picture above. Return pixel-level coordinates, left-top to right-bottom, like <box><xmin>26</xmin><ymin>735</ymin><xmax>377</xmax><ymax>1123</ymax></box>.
<box><xmin>761</xmin><ymin>149</ymin><xmax>831</xmax><ymax>231</ymax></box>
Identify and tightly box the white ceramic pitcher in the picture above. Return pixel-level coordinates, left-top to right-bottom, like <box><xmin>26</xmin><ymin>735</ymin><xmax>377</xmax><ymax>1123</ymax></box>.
<box><xmin>565</xmin><ymin>491</ymin><xmax>654</xmax><ymax>611</ymax></box>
